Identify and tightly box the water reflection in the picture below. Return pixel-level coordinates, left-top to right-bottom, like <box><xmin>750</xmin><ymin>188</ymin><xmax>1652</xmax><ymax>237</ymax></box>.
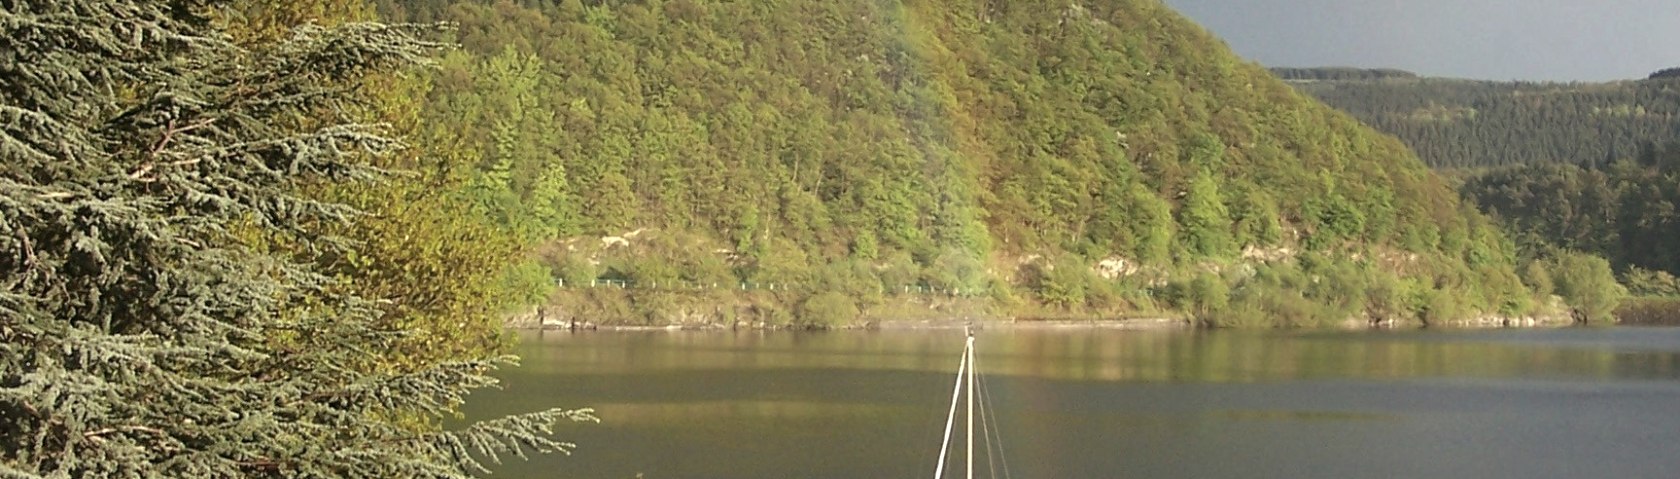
<box><xmin>512</xmin><ymin>328</ymin><xmax>1680</xmax><ymax>383</ymax></box>
<box><xmin>466</xmin><ymin>327</ymin><xmax>1680</xmax><ymax>478</ymax></box>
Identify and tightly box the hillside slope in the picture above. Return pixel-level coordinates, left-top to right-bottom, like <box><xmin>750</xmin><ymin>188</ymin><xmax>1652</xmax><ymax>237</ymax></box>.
<box><xmin>380</xmin><ymin>0</ymin><xmax>1535</xmax><ymax>326</ymax></box>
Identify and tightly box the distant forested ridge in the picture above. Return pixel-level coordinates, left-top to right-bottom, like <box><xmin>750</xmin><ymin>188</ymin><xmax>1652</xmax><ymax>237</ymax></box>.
<box><xmin>1288</xmin><ymin>65</ymin><xmax>1680</xmax><ymax>301</ymax></box>
<box><xmin>1285</xmin><ymin>74</ymin><xmax>1680</xmax><ymax>169</ymax></box>
<box><xmin>1270</xmin><ymin>67</ymin><xmax>1419</xmax><ymax>82</ymax></box>
<box><xmin>1650</xmin><ymin>67</ymin><xmax>1680</xmax><ymax>80</ymax></box>
<box><xmin>1461</xmin><ymin>142</ymin><xmax>1680</xmax><ymax>294</ymax></box>
<box><xmin>369</xmin><ymin>0</ymin><xmax>1541</xmax><ymax>327</ymax></box>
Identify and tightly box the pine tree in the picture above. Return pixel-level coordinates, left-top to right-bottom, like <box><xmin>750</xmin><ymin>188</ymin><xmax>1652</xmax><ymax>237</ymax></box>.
<box><xmin>530</xmin><ymin>161</ymin><xmax>583</xmax><ymax>237</ymax></box>
<box><xmin>0</xmin><ymin>2</ymin><xmax>591</xmax><ymax>477</ymax></box>
<box><xmin>228</xmin><ymin>0</ymin><xmax>531</xmax><ymax>373</ymax></box>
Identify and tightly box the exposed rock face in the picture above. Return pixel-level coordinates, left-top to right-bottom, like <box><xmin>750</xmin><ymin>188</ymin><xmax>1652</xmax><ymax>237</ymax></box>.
<box><xmin>1094</xmin><ymin>257</ymin><xmax>1139</xmax><ymax>280</ymax></box>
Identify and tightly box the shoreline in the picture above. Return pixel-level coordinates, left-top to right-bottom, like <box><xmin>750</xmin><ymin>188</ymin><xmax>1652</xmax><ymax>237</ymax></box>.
<box><xmin>509</xmin><ymin>314</ymin><xmax>1590</xmax><ymax>333</ymax></box>
<box><xmin>515</xmin><ymin>316</ymin><xmax>1192</xmax><ymax>332</ymax></box>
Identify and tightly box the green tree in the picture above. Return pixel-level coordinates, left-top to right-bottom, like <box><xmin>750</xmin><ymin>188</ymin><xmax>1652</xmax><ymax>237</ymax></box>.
<box><xmin>1179</xmin><ymin>169</ymin><xmax>1234</xmax><ymax>257</ymax></box>
<box><xmin>1229</xmin><ymin>185</ymin><xmax>1284</xmax><ymax>246</ymax></box>
<box><xmin>1622</xmin><ymin>267</ymin><xmax>1680</xmax><ymax>297</ymax></box>
<box><xmin>797</xmin><ymin>292</ymin><xmax>860</xmax><ymax>328</ymax></box>
<box><xmin>1127</xmin><ymin>183</ymin><xmax>1176</xmax><ymax>263</ymax></box>
<box><xmin>226</xmin><ymin>0</ymin><xmax>534</xmax><ymax>370</ymax></box>
<box><xmin>1550</xmin><ymin>252</ymin><xmax>1628</xmax><ymax>323</ymax></box>
<box><xmin>1186</xmin><ymin>273</ymin><xmax>1231</xmax><ymax>322</ymax></box>
<box><xmin>1035</xmin><ymin>255</ymin><xmax>1093</xmax><ymax>309</ymax></box>
<box><xmin>530</xmin><ymin>160</ymin><xmax>583</xmax><ymax>237</ymax></box>
<box><xmin>1521</xmin><ymin>260</ymin><xmax>1555</xmax><ymax>297</ymax></box>
<box><xmin>1305</xmin><ymin>193</ymin><xmax>1367</xmax><ymax>249</ymax></box>
<box><xmin>0</xmin><ymin>3</ymin><xmax>589</xmax><ymax>476</ymax></box>
<box><xmin>579</xmin><ymin>131</ymin><xmax>639</xmax><ymax>232</ymax></box>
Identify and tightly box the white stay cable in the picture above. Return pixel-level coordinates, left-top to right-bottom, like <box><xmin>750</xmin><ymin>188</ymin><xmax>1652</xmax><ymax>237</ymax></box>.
<box><xmin>933</xmin><ymin>339</ymin><xmax>971</xmax><ymax>479</ymax></box>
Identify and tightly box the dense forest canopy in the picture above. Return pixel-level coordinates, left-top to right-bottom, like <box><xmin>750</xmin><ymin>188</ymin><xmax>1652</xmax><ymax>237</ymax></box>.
<box><xmin>358</xmin><ymin>0</ymin><xmax>1538</xmax><ymax>326</ymax></box>
<box><xmin>1270</xmin><ymin>67</ymin><xmax>1420</xmax><ymax>82</ymax></box>
<box><xmin>1286</xmin><ymin>65</ymin><xmax>1680</xmax><ymax>301</ymax></box>
<box><xmin>1286</xmin><ymin>74</ymin><xmax>1680</xmax><ymax>169</ymax></box>
<box><xmin>1461</xmin><ymin>143</ymin><xmax>1680</xmax><ymax>295</ymax></box>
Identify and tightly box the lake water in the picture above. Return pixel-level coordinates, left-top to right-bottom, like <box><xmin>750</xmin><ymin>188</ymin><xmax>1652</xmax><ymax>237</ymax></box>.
<box><xmin>463</xmin><ymin>327</ymin><xmax>1680</xmax><ymax>478</ymax></box>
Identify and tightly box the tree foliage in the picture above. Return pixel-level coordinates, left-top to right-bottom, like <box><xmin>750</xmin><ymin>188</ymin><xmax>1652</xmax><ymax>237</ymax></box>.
<box><xmin>1547</xmin><ymin>252</ymin><xmax>1628</xmax><ymax>323</ymax></box>
<box><xmin>1287</xmin><ymin>74</ymin><xmax>1680</xmax><ymax>169</ymax></box>
<box><xmin>220</xmin><ymin>0</ymin><xmax>540</xmax><ymax>370</ymax></box>
<box><xmin>1271</xmin><ymin>67</ymin><xmax>1420</xmax><ymax>82</ymax></box>
<box><xmin>366</xmin><ymin>0</ymin><xmax>1532</xmax><ymax>324</ymax></box>
<box><xmin>1461</xmin><ymin>148</ymin><xmax>1680</xmax><ymax>279</ymax></box>
<box><xmin>0</xmin><ymin>1</ymin><xmax>589</xmax><ymax>476</ymax></box>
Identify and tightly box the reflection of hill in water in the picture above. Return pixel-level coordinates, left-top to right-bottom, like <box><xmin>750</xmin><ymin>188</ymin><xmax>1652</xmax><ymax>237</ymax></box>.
<box><xmin>466</xmin><ymin>328</ymin><xmax>1680</xmax><ymax>478</ymax></box>
<box><xmin>508</xmin><ymin>328</ymin><xmax>1680</xmax><ymax>385</ymax></box>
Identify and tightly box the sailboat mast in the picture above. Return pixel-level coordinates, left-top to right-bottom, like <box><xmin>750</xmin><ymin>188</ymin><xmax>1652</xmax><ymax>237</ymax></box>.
<box><xmin>965</xmin><ymin>333</ymin><xmax>975</xmax><ymax>479</ymax></box>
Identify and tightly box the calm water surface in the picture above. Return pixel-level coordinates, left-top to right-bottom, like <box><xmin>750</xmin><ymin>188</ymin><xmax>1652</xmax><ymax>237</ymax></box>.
<box><xmin>463</xmin><ymin>327</ymin><xmax>1680</xmax><ymax>478</ymax></box>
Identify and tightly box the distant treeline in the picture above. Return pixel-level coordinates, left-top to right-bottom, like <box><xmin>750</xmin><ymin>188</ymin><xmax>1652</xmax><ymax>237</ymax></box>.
<box><xmin>1460</xmin><ymin>141</ymin><xmax>1680</xmax><ymax>294</ymax></box>
<box><xmin>1287</xmin><ymin>76</ymin><xmax>1680</xmax><ymax>169</ymax></box>
<box><xmin>1650</xmin><ymin>67</ymin><xmax>1680</xmax><ymax>80</ymax></box>
<box><xmin>1269</xmin><ymin>67</ymin><xmax>1419</xmax><ymax>82</ymax></box>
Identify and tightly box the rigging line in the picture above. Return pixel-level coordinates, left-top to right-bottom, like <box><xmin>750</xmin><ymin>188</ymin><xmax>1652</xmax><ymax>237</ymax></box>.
<box><xmin>914</xmin><ymin>388</ymin><xmax>950</xmax><ymax>478</ymax></box>
<box><xmin>978</xmin><ymin>375</ymin><xmax>1010</xmax><ymax>479</ymax></box>
<box><xmin>974</xmin><ymin>348</ymin><xmax>1001</xmax><ymax>479</ymax></box>
<box><xmin>933</xmin><ymin>339</ymin><xmax>971</xmax><ymax>479</ymax></box>
<box><xmin>977</xmin><ymin>354</ymin><xmax>1007</xmax><ymax>479</ymax></box>
<box><xmin>977</xmin><ymin>356</ymin><xmax>1014</xmax><ymax>479</ymax></box>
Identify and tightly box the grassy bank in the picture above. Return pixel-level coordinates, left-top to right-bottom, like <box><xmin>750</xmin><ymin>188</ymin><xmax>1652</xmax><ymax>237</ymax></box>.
<box><xmin>1616</xmin><ymin>297</ymin><xmax>1680</xmax><ymax>325</ymax></box>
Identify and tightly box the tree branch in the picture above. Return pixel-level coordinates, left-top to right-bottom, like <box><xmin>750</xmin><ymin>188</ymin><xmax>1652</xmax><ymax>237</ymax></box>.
<box><xmin>82</xmin><ymin>425</ymin><xmax>167</xmax><ymax>439</ymax></box>
<box><xmin>132</xmin><ymin>118</ymin><xmax>217</xmax><ymax>180</ymax></box>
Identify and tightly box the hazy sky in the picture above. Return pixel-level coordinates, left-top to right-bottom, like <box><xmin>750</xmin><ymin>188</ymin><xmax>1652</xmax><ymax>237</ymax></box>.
<box><xmin>1161</xmin><ymin>0</ymin><xmax>1680</xmax><ymax>81</ymax></box>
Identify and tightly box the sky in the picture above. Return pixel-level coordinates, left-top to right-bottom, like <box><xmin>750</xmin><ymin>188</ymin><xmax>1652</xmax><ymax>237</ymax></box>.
<box><xmin>1160</xmin><ymin>0</ymin><xmax>1680</xmax><ymax>81</ymax></box>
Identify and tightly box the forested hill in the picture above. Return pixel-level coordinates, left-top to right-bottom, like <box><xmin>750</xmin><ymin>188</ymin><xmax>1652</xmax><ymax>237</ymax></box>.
<box><xmin>1270</xmin><ymin>67</ymin><xmax>1420</xmax><ymax>82</ymax></box>
<box><xmin>1283</xmin><ymin>72</ymin><xmax>1680</xmax><ymax>169</ymax></box>
<box><xmin>375</xmin><ymin>0</ymin><xmax>1536</xmax><ymax>325</ymax></box>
